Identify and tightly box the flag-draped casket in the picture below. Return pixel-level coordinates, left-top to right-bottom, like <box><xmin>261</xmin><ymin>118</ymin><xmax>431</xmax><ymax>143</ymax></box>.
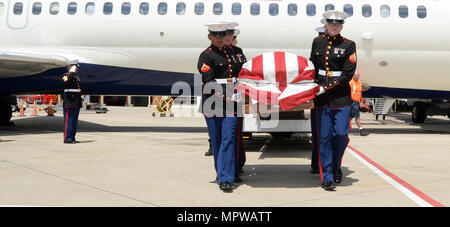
<box><xmin>235</xmin><ymin>52</ymin><xmax>319</xmax><ymax>112</ymax></box>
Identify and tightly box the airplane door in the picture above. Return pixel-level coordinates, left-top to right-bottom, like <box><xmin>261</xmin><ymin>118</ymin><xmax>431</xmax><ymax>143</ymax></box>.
<box><xmin>7</xmin><ymin>0</ymin><xmax>29</xmax><ymax>29</ymax></box>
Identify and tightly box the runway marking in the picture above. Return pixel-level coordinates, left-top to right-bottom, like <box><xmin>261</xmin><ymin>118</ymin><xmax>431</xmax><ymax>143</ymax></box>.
<box><xmin>347</xmin><ymin>145</ymin><xmax>445</xmax><ymax>207</ymax></box>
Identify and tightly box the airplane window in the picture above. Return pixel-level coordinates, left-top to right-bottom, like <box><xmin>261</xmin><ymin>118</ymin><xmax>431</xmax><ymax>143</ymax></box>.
<box><xmin>269</xmin><ymin>3</ymin><xmax>278</xmax><ymax>16</ymax></box>
<box><xmin>85</xmin><ymin>2</ymin><xmax>95</xmax><ymax>15</ymax></box>
<box><xmin>399</xmin><ymin>5</ymin><xmax>408</xmax><ymax>18</ymax></box>
<box><xmin>158</xmin><ymin>2</ymin><xmax>167</xmax><ymax>15</ymax></box>
<box><xmin>380</xmin><ymin>5</ymin><xmax>390</xmax><ymax>18</ymax></box>
<box><xmin>13</xmin><ymin>2</ymin><xmax>23</xmax><ymax>15</ymax></box>
<box><xmin>213</xmin><ymin>2</ymin><xmax>222</xmax><ymax>15</ymax></box>
<box><xmin>68</xmin><ymin>2</ymin><xmax>77</xmax><ymax>15</ymax></box>
<box><xmin>139</xmin><ymin>2</ymin><xmax>149</xmax><ymax>15</ymax></box>
<box><xmin>103</xmin><ymin>2</ymin><xmax>113</xmax><ymax>15</ymax></box>
<box><xmin>343</xmin><ymin>4</ymin><xmax>353</xmax><ymax>17</ymax></box>
<box><xmin>417</xmin><ymin>6</ymin><xmax>426</xmax><ymax>19</ymax></box>
<box><xmin>287</xmin><ymin>3</ymin><xmax>297</xmax><ymax>16</ymax></box>
<box><xmin>306</xmin><ymin>4</ymin><xmax>316</xmax><ymax>16</ymax></box>
<box><xmin>250</xmin><ymin>3</ymin><xmax>260</xmax><ymax>16</ymax></box>
<box><xmin>194</xmin><ymin>2</ymin><xmax>204</xmax><ymax>15</ymax></box>
<box><xmin>232</xmin><ymin>3</ymin><xmax>241</xmax><ymax>16</ymax></box>
<box><xmin>32</xmin><ymin>2</ymin><xmax>43</xmax><ymax>15</ymax></box>
<box><xmin>121</xmin><ymin>2</ymin><xmax>131</xmax><ymax>15</ymax></box>
<box><xmin>325</xmin><ymin>4</ymin><xmax>334</xmax><ymax>11</ymax></box>
<box><xmin>50</xmin><ymin>2</ymin><xmax>60</xmax><ymax>15</ymax></box>
<box><xmin>362</xmin><ymin>4</ymin><xmax>372</xmax><ymax>17</ymax></box>
<box><xmin>0</xmin><ymin>2</ymin><xmax>4</xmax><ymax>15</ymax></box>
<box><xmin>176</xmin><ymin>2</ymin><xmax>186</xmax><ymax>15</ymax></box>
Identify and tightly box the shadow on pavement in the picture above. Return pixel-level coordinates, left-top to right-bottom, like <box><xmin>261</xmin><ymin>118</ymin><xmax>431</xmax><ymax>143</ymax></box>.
<box><xmin>0</xmin><ymin>116</ymin><xmax>207</xmax><ymax>135</ymax></box>
<box><xmin>240</xmin><ymin>165</ymin><xmax>357</xmax><ymax>189</ymax></box>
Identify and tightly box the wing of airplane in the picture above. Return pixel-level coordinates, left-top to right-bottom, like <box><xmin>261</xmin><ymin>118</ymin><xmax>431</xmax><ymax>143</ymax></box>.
<box><xmin>0</xmin><ymin>51</ymin><xmax>73</xmax><ymax>78</ymax></box>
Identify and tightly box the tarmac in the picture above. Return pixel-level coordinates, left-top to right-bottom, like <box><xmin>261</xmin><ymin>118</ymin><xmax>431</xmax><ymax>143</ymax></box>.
<box><xmin>0</xmin><ymin>105</ymin><xmax>449</xmax><ymax>207</ymax></box>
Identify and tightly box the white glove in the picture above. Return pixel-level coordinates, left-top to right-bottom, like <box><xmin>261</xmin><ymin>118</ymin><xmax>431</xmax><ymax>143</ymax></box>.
<box><xmin>69</xmin><ymin>65</ymin><xmax>77</xmax><ymax>73</ymax></box>
<box><xmin>231</xmin><ymin>93</ymin><xmax>241</xmax><ymax>102</ymax></box>
<box><xmin>317</xmin><ymin>86</ymin><xmax>325</xmax><ymax>95</ymax></box>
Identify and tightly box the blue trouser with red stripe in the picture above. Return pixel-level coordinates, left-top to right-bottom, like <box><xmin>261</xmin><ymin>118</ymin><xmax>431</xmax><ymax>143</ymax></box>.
<box><xmin>316</xmin><ymin>104</ymin><xmax>351</xmax><ymax>184</ymax></box>
<box><xmin>235</xmin><ymin>117</ymin><xmax>246</xmax><ymax>175</ymax></box>
<box><xmin>310</xmin><ymin>108</ymin><xmax>319</xmax><ymax>172</ymax></box>
<box><xmin>205</xmin><ymin>115</ymin><xmax>238</xmax><ymax>184</ymax></box>
<box><xmin>63</xmin><ymin>108</ymin><xmax>80</xmax><ymax>143</ymax></box>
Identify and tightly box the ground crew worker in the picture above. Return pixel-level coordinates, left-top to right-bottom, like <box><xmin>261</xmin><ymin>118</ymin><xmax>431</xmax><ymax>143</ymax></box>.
<box><xmin>62</xmin><ymin>62</ymin><xmax>82</xmax><ymax>144</ymax></box>
<box><xmin>350</xmin><ymin>71</ymin><xmax>370</xmax><ymax>136</ymax></box>
<box><xmin>198</xmin><ymin>23</ymin><xmax>239</xmax><ymax>191</ymax></box>
<box><xmin>224</xmin><ymin>26</ymin><xmax>247</xmax><ymax>181</ymax></box>
<box><xmin>309</xmin><ymin>10</ymin><xmax>357</xmax><ymax>190</ymax></box>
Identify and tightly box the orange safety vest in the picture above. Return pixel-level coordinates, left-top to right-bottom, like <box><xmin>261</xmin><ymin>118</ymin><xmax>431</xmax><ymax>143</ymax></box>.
<box><xmin>349</xmin><ymin>79</ymin><xmax>362</xmax><ymax>103</ymax></box>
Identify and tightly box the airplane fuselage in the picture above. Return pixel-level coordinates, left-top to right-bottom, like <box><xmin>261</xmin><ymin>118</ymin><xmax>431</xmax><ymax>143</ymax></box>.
<box><xmin>0</xmin><ymin>0</ymin><xmax>449</xmax><ymax>98</ymax></box>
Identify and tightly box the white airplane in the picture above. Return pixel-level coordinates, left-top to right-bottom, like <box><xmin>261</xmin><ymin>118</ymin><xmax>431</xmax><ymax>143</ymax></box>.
<box><xmin>0</xmin><ymin>0</ymin><xmax>449</xmax><ymax>124</ymax></box>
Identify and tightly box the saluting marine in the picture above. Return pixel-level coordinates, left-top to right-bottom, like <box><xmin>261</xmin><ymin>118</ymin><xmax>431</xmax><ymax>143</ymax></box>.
<box><xmin>62</xmin><ymin>62</ymin><xmax>82</xmax><ymax>144</ymax></box>
<box><xmin>309</xmin><ymin>11</ymin><xmax>357</xmax><ymax>191</ymax></box>
<box><xmin>198</xmin><ymin>22</ymin><xmax>240</xmax><ymax>192</ymax></box>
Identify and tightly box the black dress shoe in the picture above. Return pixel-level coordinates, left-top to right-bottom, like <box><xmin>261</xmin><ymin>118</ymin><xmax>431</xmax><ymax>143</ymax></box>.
<box><xmin>334</xmin><ymin>169</ymin><xmax>343</xmax><ymax>184</ymax></box>
<box><xmin>204</xmin><ymin>148</ymin><xmax>213</xmax><ymax>156</ymax></box>
<box><xmin>64</xmin><ymin>141</ymin><xmax>76</xmax><ymax>144</ymax></box>
<box><xmin>321</xmin><ymin>182</ymin><xmax>336</xmax><ymax>191</ymax></box>
<box><xmin>234</xmin><ymin>176</ymin><xmax>242</xmax><ymax>183</ymax></box>
<box><xmin>310</xmin><ymin>168</ymin><xmax>320</xmax><ymax>174</ymax></box>
<box><xmin>219</xmin><ymin>182</ymin><xmax>233</xmax><ymax>191</ymax></box>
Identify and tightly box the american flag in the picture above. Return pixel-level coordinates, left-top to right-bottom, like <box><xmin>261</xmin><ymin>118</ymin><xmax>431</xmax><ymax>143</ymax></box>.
<box><xmin>235</xmin><ymin>51</ymin><xmax>319</xmax><ymax>111</ymax></box>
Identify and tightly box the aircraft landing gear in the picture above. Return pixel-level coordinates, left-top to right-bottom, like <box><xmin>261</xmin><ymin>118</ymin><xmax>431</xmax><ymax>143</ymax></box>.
<box><xmin>412</xmin><ymin>100</ymin><xmax>450</xmax><ymax>124</ymax></box>
<box><xmin>412</xmin><ymin>102</ymin><xmax>426</xmax><ymax>123</ymax></box>
<box><xmin>0</xmin><ymin>96</ymin><xmax>14</xmax><ymax>126</ymax></box>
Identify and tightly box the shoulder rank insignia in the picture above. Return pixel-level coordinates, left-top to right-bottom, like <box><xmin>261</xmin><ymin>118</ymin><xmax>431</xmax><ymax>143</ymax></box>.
<box><xmin>349</xmin><ymin>52</ymin><xmax>357</xmax><ymax>63</ymax></box>
<box><xmin>201</xmin><ymin>63</ymin><xmax>211</xmax><ymax>72</ymax></box>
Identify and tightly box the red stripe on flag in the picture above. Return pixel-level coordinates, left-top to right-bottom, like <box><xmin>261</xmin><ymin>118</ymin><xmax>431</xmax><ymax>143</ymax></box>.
<box><xmin>292</xmin><ymin>69</ymin><xmax>315</xmax><ymax>84</ymax></box>
<box><xmin>274</xmin><ymin>52</ymin><xmax>287</xmax><ymax>92</ymax></box>
<box><xmin>297</xmin><ymin>56</ymin><xmax>307</xmax><ymax>77</ymax></box>
<box><xmin>235</xmin><ymin>83</ymin><xmax>279</xmax><ymax>105</ymax></box>
<box><xmin>279</xmin><ymin>85</ymin><xmax>320</xmax><ymax>110</ymax></box>
<box><xmin>291</xmin><ymin>56</ymin><xmax>314</xmax><ymax>83</ymax></box>
<box><xmin>252</xmin><ymin>55</ymin><xmax>264</xmax><ymax>78</ymax></box>
<box><xmin>238</xmin><ymin>68</ymin><xmax>264</xmax><ymax>81</ymax></box>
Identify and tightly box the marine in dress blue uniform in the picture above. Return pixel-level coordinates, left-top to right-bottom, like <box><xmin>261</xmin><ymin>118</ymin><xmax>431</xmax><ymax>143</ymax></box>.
<box><xmin>310</xmin><ymin>25</ymin><xmax>327</xmax><ymax>174</ymax></box>
<box><xmin>225</xmin><ymin>27</ymin><xmax>247</xmax><ymax>179</ymax></box>
<box><xmin>62</xmin><ymin>63</ymin><xmax>82</xmax><ymax>144</ymax></box>
<box><xmin>309</xmin><ymin>11</ymin><xmax>357</xmax><ymax>190</ymax></box>
<box><xmin>198</xmin><ymin>23</ymin><xmax>240</xmax><ymax>191</ymax></box>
